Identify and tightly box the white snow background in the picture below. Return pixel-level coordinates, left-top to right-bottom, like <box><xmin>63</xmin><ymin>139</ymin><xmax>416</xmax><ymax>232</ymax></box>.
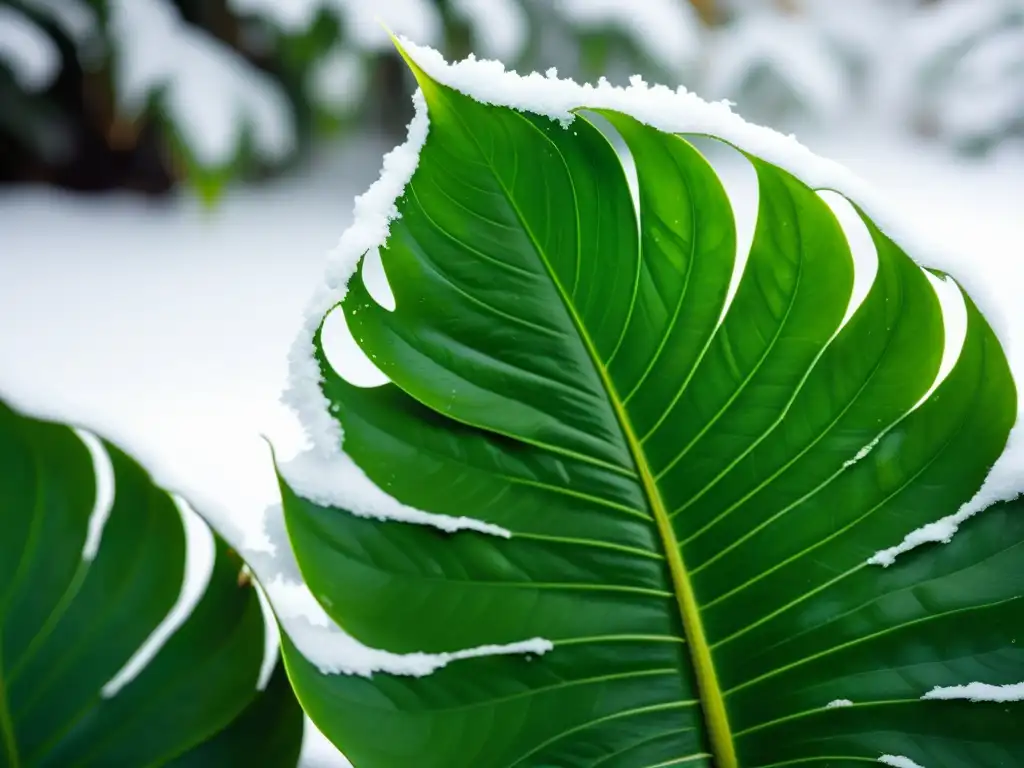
<box><xmin>0</xmin><ymin>140</ymin><xmax>393</xmax><ymax>767</ymax></box>
<box><xmin>1</xmin><ymin>110</ymin><xmax>1023</xmax><ymax>768</ymax></box>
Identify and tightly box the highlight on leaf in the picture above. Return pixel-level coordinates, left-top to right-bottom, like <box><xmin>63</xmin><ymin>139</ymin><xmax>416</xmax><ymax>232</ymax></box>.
<box><xmin>274</xmin><ymin>38</ymin><xmax>1022</xmax><ymax>768</ymax></box>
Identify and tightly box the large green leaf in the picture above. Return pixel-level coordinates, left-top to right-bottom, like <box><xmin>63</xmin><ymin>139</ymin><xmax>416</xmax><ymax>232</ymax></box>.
<box><xmin>279</xmin><ymin>53</ymin><xmax>1020</xmax><ymax>768</ymax></box>
<box><xmin>0</xmin><ymin>399</ymin><xmax>304</xmax><ymax>767</ymax></box>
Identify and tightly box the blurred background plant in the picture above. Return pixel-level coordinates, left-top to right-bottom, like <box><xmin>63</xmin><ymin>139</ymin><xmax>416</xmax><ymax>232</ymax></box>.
<box><xmin>0</xmin><ymin>0</ymin><xmax>1021</xmax><ymax>198</ymax></box>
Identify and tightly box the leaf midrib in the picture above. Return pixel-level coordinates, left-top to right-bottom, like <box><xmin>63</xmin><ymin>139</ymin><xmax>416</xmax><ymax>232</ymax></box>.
<box><xmin>433</xmin><ymin>89</ymin><xmax>738</xmax><ymax>767</ymax></box>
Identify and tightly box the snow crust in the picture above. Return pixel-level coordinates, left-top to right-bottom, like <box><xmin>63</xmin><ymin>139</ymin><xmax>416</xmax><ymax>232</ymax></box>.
<box><xmin>282</xmin><ymin>89</ymin><xmax>429</xmax><ymax>459</ymax></box>
<box><xmin>274</xmin><ymin>89</ymin><xmax>540</xmax><ymax>677</ymax></box>
<box><xmin>878</xmin><ymin>756</ymin><xmax>925</xmax><ymax>768</ymax></box>
<box><xmin>843</xmin><ymin>435</ymin><xmax>882</xmax><ymax>470</ymax></box>
<box><xmin>868</xmin><ymin>429</ymin><xmax>1021</xmax><ymax>567</ymax></box>
<box><xmin>0</xmin><ymin>5</ymin><xmax>60</xmax><ymax>92</ymax></box>
<box><xmin>869</xmin><ymin>509</ymin><xmax>974</xmax><ymax>567</ymax></box>
<box><xmin>393</xmin><ymin>38</ymin><xmax>1008</xmax><ymax>341</ymax></box>
<box><xmin>110</xmin><ymin>0</ymin><xmax>294</xmax><ymax>167</ymax></box>
<box><xmin>247</xmin><ymin>505</ymin><xmax>550</xmax><ymax>676</ymax></box>
<box><xmin>281</xmin><ymin>449</ymin><xmax>510</xmax><ymax>538</ymax></box>
<box><xmin>922</xmin><ymin>681</ymin><xmax>1024</xmax><ymax>702</ymax></box>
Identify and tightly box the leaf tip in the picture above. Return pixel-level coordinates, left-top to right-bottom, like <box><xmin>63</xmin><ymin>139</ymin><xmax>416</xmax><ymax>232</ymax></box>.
<box><xmin>377</xmin><ymin>17</ymin><xmax>398</xmax><ymax>46</ymax></box>
<box><xmin>389</xmin><ymin>34</ymin><xmax>441</xmax><ymax>102</ymax></box>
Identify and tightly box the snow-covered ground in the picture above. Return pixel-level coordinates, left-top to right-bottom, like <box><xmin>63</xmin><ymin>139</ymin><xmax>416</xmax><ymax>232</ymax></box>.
<box><xmin>0</xmin><ymin>138</ymin><xmax>396</xmax><ymax>768</ymax></box>
<box><xmin>0</xmin><ymin>127</ymin><xmax>1021</xmax><ymax>766</ymax></box>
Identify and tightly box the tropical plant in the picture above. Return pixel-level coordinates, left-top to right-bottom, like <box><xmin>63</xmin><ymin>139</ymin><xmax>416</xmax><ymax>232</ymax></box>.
<box><xmin>0</xmin><ymin>398</ymin><xmax>304</xmax><ymax>767</ymax></box>
<box><xmin>274</xmin><ymin>42</ymin><xmax>1022</xmax><ymax>768</ymax></box>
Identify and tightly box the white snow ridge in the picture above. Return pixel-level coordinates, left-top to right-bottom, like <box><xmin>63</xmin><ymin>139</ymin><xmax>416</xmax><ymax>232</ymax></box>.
<box><xmin>923</xmin><ymin>681</ymin><xmax>1024</xmax><ymax>702</ymax></box>
<box><xmin>247</xmin><ymin>505</ymin><xmax>548</xmax><ymax>677</ymax></box>
<box><xmin>878</xmin><ymin>756</ymin><xmax>925</xmax><ymax>768</ymax></box>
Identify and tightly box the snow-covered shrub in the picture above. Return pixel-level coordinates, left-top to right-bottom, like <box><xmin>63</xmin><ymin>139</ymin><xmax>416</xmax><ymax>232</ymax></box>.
<box><xmin>0</xmin><ymin>0</ymin><xmax>702</xmax><ymax>196</ymax></box>
<box><xmin>704</xmin><ymin>0</ymin><xmax>912</xmax><ymax>129</ymax></box>
<box><xmin>2</xmin><ymin>0</ymin><xmax>1024</xmax><ymax>196</ymax></box>
<box><xmin>0</xmin><ymin>3</ymin><xmax>77</xmax><ymax>165</ymax></box>
<box><xmin>0</xmin><ymin>0</ymin><xmax>302</xmax><ymax>196</ymax></box>
<box><xmin>0</xmin><ymin>4</ymin><xmax>61</xmax><ymax>93</ymax></box>
<box><xmin>901</xmin><ymin>0</ymin><xmax>1024</xmax><ymax>151</ymax></box>
<box><xmin>544</xmin><ymin>0</ymin><xmax>701</xmax><ymax>81</ymax></box>
<box><xmin>107</xmin><ymin>0</ymin><xmax>295</xmax><ymax>199</ymax></box>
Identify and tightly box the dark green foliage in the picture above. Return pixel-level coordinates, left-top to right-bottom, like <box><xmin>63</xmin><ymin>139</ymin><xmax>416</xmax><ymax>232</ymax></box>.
<box><xmin>278</xmin><ymin>54</ymin><xmax>1021</xmax><ymax>767</ymax></box>
<box><xmin>0</xmin><ymin>399</ymin><xmax>304</xmax><ymax>767</ymax></box>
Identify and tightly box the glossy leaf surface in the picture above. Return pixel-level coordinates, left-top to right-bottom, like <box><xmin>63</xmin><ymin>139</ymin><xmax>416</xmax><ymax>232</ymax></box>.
<box><xmin>0</xmin><ymin>400</ymin><xmax>304</xmax><ymax>768</ymax></box>
<box><xmin>280</xmin><ymin>59</ymin><xmax>1020</xmax><ymax>768</ymax></box>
